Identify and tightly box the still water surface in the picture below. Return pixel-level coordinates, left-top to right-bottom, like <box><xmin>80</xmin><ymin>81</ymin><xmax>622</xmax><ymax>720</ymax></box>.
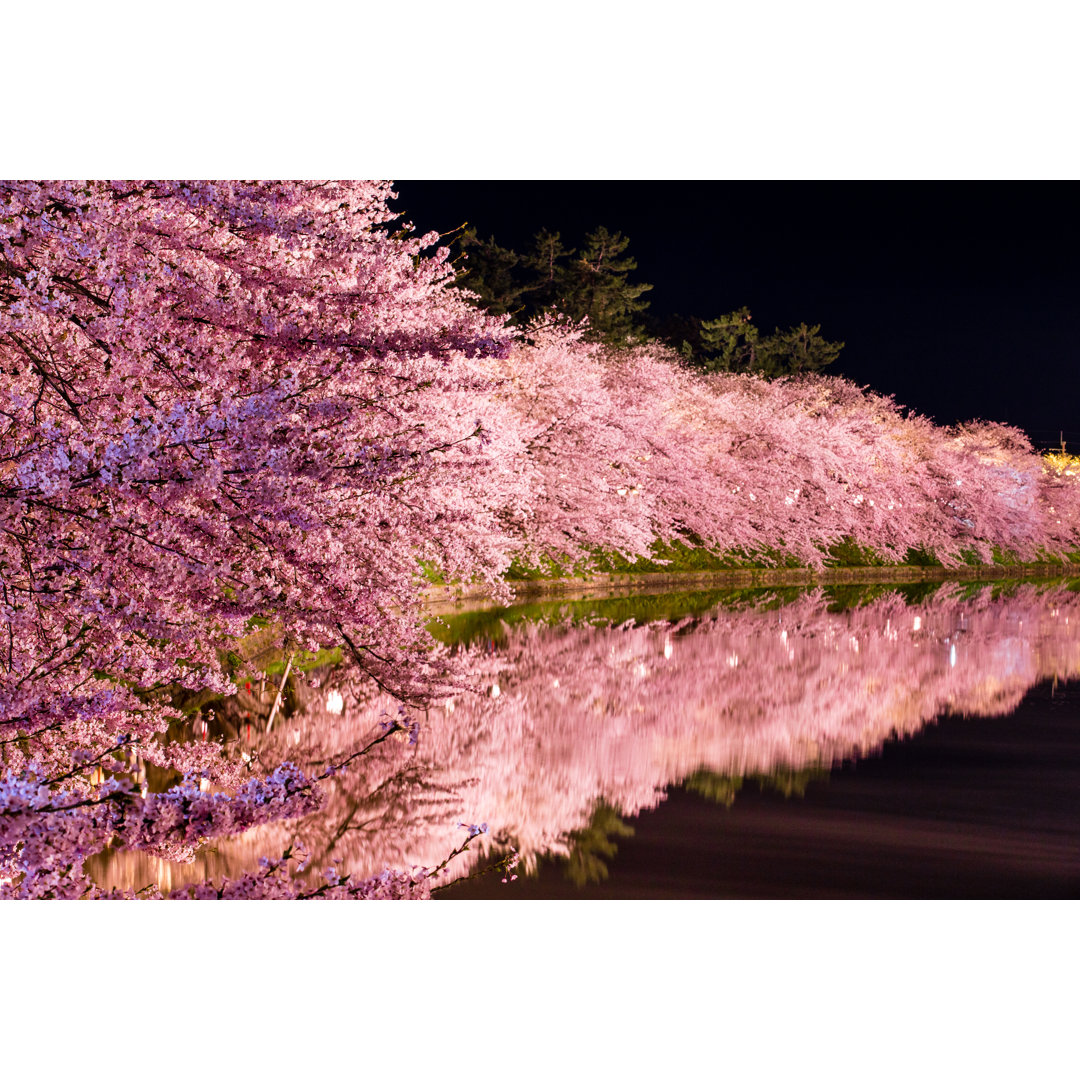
<box><xmin>92</xmin><ymin>580</ymin><xmax>1080</xmax><ymax>898</ymax></box>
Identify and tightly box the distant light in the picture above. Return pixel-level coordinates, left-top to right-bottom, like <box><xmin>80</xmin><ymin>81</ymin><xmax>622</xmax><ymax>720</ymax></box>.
<box><xmin>491</xmin><ymin>683</ymin><xmax>501</xmax><ymax>698</ymax></box>
<box><xmin>913</xmin><ymin>616</ymin><xmax>922</xmax><ymax>631</ymax></box>
<box><xmin>326</xmin><ymin>690</ymin><xmax>344</xmax><ymax>714</ymax></box>
<box><xmin>950</xmin><ymin>644</ymin><xmax>957</xmax><ymax>668</ymax></box>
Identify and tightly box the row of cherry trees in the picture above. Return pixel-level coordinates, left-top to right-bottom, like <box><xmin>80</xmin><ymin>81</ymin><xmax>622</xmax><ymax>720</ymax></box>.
<box><xmin>484</xmin><ymin>323</ymin><xmax>1080</xmax><ymax>572</ymax></box>
<box><xmin>2</xmin><ymin>180</ymin><xmax>1078</xmax><ymax>897</ymax></box>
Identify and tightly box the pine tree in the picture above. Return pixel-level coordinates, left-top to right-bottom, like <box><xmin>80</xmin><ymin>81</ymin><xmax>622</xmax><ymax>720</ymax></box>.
<box><xmin>756</xmin><ymin>321</ymin><xmax>844</xmax><ymax>376</ymax></box>
<box><xmin>698</xmin><ymin>306</ymin><xmax>760</xmax><ymax>372</ymax></box>
<box><xmin>556</xmin><ymin>226</ymin><xmax>653</xmax><ymax>344</ymax></box>
<box><xmin>523</xmin><ymin>228</ymin><xmax>575</xmax><ymax>314</ymax></box>
<box><xmin>449</xmin><ymin>225</ymin><xmax>652</xmax><ymax>344</ymax></box>
<box><xmin>453</xmin><ymin>226</ymin><xmax>528</xmax><ymax>318</ymax></box>
<box><xmin>683</xmin><ymin>308</ymin><xmax>844</xmax><ymax>378</ymax></box>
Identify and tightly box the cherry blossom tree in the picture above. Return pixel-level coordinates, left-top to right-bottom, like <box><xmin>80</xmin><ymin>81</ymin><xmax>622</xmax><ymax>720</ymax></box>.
<box><xmin>1</xmin><ymin>181</ymin><xmax>531</xmax><ymax>766</ymax></box>
<box><xmin>0</xmin><ymin>180</ymin><xmax>528</xmax><ymax>897</ymax></box>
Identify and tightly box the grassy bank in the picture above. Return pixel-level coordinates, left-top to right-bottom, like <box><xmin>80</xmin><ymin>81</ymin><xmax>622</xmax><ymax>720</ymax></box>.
<box><xmin>426</xmin><ymin>558</ymin><xmax>1080</xmax><ymax>608</ymax></box>
<box><xmin>420</xmin><ymin>533</ymin><xmax>1080</xmax><ymax>607</ymax></box>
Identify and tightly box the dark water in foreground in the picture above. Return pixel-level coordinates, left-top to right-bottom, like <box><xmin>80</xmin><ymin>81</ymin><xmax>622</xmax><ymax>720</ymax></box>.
<box><xmin>443</xmin><ymin>677</ymin><xmax>1080</xmax><ymax>898</ymax></box>
<box><xmin>92</xmin><ymin>580</ymin><xmax>1080</xmax><ymax>899</ymax></box>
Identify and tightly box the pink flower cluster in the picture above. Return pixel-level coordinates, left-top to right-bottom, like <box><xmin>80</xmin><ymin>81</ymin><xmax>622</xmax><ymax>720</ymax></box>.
<box><xmin>0</xmin><ymin>761</ymin><xmax>323</xmax><ymax>898</ymax></box>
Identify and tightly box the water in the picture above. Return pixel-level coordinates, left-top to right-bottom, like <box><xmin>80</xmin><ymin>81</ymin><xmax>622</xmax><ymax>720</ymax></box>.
<box><xmin>447</xmin><ymin>678</ymin><xmax>1080</xmax><ymax>898</ymax></box>
<box><xmin>91</xmin><ymin>579</ymin><xmax>1080</xmax><ymax>899</ymax></box>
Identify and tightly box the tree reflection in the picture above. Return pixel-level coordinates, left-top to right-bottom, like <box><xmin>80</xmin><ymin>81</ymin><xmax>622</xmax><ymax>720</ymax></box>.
<box><xmin>91</xmin><ymin>582</ymin><xmax>1080</xmax><ymax>895</ymax></box>
<box><xmin>560</xmin><ymin>801</ymin><xmax>636</xmax><ymax>888</ymax></box>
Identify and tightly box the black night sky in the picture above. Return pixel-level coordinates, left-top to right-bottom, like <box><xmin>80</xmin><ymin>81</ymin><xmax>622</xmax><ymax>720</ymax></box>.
<box><xmin>394</xmin><ymin>182</ymin><xmax>1079</xmax><ymax>449</ymax></box>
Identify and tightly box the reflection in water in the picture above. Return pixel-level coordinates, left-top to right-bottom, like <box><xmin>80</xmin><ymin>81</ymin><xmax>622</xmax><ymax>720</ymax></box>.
<box><xmin>92</xmin><ymin>583</ymin><xmax>1080</xmax><ymax>895</ymax></box>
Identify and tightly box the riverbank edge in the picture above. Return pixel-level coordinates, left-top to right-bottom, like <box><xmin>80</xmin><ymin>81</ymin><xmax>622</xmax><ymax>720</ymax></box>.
<box><xmin>421</xmin><ymin>560</ymin><xmax>1080</xmax><ymax>608</ymax></box>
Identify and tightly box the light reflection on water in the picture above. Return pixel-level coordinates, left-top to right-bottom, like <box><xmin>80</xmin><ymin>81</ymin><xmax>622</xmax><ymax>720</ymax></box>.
<box><xmin>90</xmin><ymin>582</ymin><xmax>1080</xmax><ymax>897</ymax></box>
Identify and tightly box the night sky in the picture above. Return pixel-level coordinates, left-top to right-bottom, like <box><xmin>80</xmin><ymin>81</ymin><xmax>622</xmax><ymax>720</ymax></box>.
<box><xmin>393</xmin><ymin>182</ymin><xmax>1079</xmax><ymax>449</ymax></box>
